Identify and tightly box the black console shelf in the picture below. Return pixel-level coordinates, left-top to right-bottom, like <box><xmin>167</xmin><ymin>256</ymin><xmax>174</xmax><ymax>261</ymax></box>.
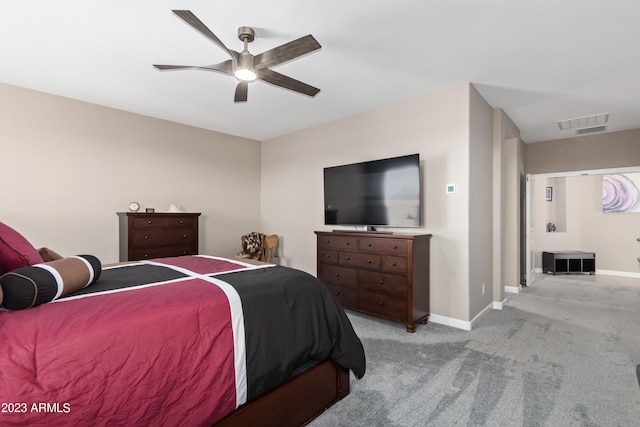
<box><xmin>542</xmin><ymin>251</ymin><xmax>596</xmax><ymax>275</ymax></box>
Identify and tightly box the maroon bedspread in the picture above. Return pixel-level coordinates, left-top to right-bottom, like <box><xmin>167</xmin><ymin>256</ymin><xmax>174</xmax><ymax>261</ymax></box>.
<box><xmin>0</xmin><ymin>256</ymin><xmax>366</xmax><ymax>426</ymax></box>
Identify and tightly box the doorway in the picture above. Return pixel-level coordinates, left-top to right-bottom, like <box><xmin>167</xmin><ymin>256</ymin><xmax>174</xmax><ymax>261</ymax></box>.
<box><xmin>524</xmin><ymin>165</ymin><xmax>640</xmax><ymax>286</ymax></box>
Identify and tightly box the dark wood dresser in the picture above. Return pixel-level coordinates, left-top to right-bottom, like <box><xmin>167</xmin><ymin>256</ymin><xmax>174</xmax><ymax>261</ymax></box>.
<box><xmin>315</xmin><ymin>231</ymin><xmax>431</xmax><ymax>332</ymax></box>
<box><xmin>118</xmin><ymin>212</ymin><xmax>201</xmax><ymax>262</ymax></box>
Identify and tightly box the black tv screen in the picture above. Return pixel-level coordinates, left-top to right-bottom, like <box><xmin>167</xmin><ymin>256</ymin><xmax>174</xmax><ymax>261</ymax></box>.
<box><xmin>324</xmin><ymin>154</ymin><xmax>421</xmax><ymax>228</ymax></box>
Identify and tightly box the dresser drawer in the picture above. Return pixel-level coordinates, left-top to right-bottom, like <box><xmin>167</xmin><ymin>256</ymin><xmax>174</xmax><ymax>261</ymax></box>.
<box><xmin>318</xmin><ymin>264</ymin><xmax>357</xmax><ymax>287</ymax></box>
<box><xmin>358</xmin><ymin>291</ymin><xmax>406</xmax><ymax>320</ymax></box>
<box><xmin>318</xmin><ymin>235</ymin><xmax>358</xmax><ymax>251</ymax></box>
<box><xmin>358</xmin><ymin>238</ymin><xmax>408</xmax><ymax>254</ymax></box>
<box><xmin>131</xmin><ymin>217</ymin><xmax>169</xmax><ymax>228</ymax></box>
<box><xmin>132</xmin><ymin>244</ymin><xmax>197</xmax><ymax>260</ymax></box>
<box><xmin>338</xmin><ymin>252</ymin><xmax>380</xmax><ymax>269</ymax></box>
<box><xmin>318</xmin><ymin>249</ymin><xmax>339</xmax><ymax>264</ymax></box>
<box><xmin>166</xmin><ymin>215</ymin><xmax>197</xmax><ymax>228</ymax></box>
<box><xmin>381</xmin><ymin>255</ymin><xmax>408</xmax><ymax>274</ymax></box>
<box><xmin>324</xmin><ymin>283</ymin><xmax>358</xmax><ymax>307</ymax></box>
<box><xmin>358</xmin><ymin>270</ymin><xmax>407</xmax><ymax>298</ymax></box>
<box><xmin>131</xmin><ymin>229</ymin><xmax>196</xmax><ymax>247</ymax></box>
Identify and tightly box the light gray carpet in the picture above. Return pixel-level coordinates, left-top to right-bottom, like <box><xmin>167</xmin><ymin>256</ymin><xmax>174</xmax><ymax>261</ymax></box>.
<box><xmin>311</xmin><ymin>275</ymin><xmax>640</xmax><ymax>427</ymax></box>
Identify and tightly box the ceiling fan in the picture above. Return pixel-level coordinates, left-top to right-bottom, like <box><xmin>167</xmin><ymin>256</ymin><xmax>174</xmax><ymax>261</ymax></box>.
<box><xmin>153</xmin><ymin>10</ymin><xmax>321</xmax><ymax>103</ymax></box>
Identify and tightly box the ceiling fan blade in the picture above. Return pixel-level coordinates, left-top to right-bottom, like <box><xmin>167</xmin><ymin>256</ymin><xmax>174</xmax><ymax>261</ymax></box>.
<box><xmin>153</xmin><ymin>60</ymin><xmax>233</xmax><ymax>74</ymax></box>
<box><xmin>171</xmin><ymin>10</ymin><xmax>237</xmax><ymax>63</ymax></box>
<box><xmin>234</xmin><ymin>81</ymin><xmax>249</xmax><ymax>103</ymax></box>
<box><xmin>256</xmin><ymin>68</ymin><xmax>320</xmax><ymax>97</ymax></box>
<box><xmin>254</xmin><ymin>35</ymin><xmax>321</xmax><ymax>70</ymax></box>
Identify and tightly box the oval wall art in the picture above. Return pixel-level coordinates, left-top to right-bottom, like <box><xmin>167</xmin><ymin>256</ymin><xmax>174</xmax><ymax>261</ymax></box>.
<box><xmin>602</xmin><ymin>173</ymin><xmax>640</xmax><ymax>213</ymax></box>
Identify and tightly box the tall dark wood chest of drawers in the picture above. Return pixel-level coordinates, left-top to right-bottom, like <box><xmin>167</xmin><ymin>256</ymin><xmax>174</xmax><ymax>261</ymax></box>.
<box><xmin>118</xmin><ymin>212</ymin><xmax>201</xmax><ymax>262</ymax></box>
<box><xmin>315</xmin><ymin>231</ymin><xmax>431</xmax><ymax>332</ymax></box>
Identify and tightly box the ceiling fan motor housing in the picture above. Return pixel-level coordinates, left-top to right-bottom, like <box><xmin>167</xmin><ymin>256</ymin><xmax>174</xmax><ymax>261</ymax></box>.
<box><xmin>238</xmin><ymin>26</ymin><xmax>255</xmax><ymax>43</ymax></box>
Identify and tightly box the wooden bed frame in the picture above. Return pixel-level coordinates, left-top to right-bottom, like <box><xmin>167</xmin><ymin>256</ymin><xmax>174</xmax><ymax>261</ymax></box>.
<box><xmin>215</xmin><ymin>359</ymin><xmax>350</xmax><ymax>427</ymax></box>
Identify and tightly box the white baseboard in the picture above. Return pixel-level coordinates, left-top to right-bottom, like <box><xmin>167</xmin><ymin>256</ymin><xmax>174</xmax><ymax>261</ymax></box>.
<box><xmin>429</xmin><ymin>301</ymin><xmax>495</xmax><ymax>331</ymax></box>
<box><xmin>470</xmin><ymin>303</ymin><xmax>493</xmax><ymax>328</ymax></box>
<box><xmin>429</xmin><ymin>313</ymin><xmax>472</xmax><ymax>331</ymax></box>
<box><xmin>596</xmin><ymin>269</ymin><xmax>640</xmax><ymax>279</ymax></box>
<box><xmin>493</xmin><ymin>299</ymin><xmax>506</xmax><ymax>310</ymax></box>
<box><xmin>505</xmin><ymin>285</ymin><xmax>521</xmax><ymax>294</ymax></box>
<box><xmin>535</xmin><ymin>267</ymin><xmax>640</xmax><ymax>279</ymax></box>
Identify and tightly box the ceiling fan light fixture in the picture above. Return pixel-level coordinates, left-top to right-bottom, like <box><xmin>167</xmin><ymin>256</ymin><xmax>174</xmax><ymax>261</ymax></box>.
<box><xmin>235</xmin><ymin>49</ymin><xmax>256</xmax><ymax>81</ymax></box>
<box><xmin>234</xmin><ymin>68</ymin><xmax>257</xmax><ymax>81</ymax></box>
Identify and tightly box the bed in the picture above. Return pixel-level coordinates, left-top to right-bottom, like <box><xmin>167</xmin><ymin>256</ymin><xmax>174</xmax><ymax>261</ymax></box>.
<box><xmin>0</xmin><ymin>254</ymin><xmax>366</xmax><ymax>426</ymax></box>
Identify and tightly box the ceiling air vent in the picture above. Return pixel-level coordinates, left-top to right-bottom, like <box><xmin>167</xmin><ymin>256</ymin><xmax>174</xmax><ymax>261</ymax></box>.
<box><xmin>575</xmin><ymin>125</ymin><xmax>607</xmax><ymax>135</ymax></box>
<box><xmin>558</xmin><ymin>113</ymin><xmax>609</xmax><ymax>130</ymax></box>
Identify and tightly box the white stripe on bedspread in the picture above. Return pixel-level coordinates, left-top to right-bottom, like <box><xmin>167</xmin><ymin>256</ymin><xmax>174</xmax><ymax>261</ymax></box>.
<box><xmin>140</xmin><ymin>258</ymin><xmax>252</xmax><ymax>407</ymax></box>
<box><xmin>200</xmin><ymin>275</ymin><xmax>248</xmax><ymax>407</ymax></box>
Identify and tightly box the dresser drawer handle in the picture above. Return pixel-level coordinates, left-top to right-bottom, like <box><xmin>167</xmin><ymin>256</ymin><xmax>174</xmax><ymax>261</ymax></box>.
<box><xmin>144</xmin><ymin>235</ymin><xmax>149</xmax><ymax>240</ymax></box>
<box><xmin>148</xmin><ymin>220</ymin><xmax>153</xmax><ymax>224</ymax></box>
<box><xmin>345</xmin><ymin>242</ymin><xmax>350</xmax><ymax>246</ymax></box>
<box><xmin>179</xmin><ymin>220</ymin><xmax>184</xmax><ymax>224</ymax></box>
<box><xmin>182</xmin><ymin>234</ymin><xmax>187</xmax><ymax>238</ymax></box>
<box><xmin>334</xmin><ymin>291</ymin><xmax>340</xmax><ymax>296</ymax></box>
<box><xmin>325</xmin><ymin>240</ymin><xmax>330</xmax><ymax>244</ymax></box>
<box><xmin>325</xmin><ymin>254</ymin><xmax>330</xmax><ymax>259</ymax></box>
<box><xmin>379</xmin><ymin>302</ymin><xmax>384</xmax><ymax>306</ymax></box>
<box><xmin>393</xmin><ymin>245</ymin><xmax>398</xmax><ymax>249</ymax></box>
<box><xmin>335</xmin><ymin>273</ymin><xmax>340</xmax><ymax>277</ymax></box>
<box><xmin>367</xmin><ymin>243</ymin><xmax>372</xmax><ymax>247</ymax></box>
<box><xmin>379</xmin><ymin>280</ymin><xmax>384</xmax><ymax>285</ymax></box>
<box><xmin>367</xmin><ymin>259</ymin><xmax>372</xmax><ymax>263</ymax></box>
<box><xmin>392</xmin><ymin>262</ymin><xmax>397</xmax><ymax>266</ymax></box>
<box><xmin>345</xmin><ymin>257</ymin><xmax>350</xmax><ymax>261</ymax></box>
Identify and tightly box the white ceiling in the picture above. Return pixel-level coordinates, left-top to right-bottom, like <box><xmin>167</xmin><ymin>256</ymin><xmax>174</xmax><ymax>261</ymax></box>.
<box><xmin>2</xmin><ymin>1</ymin><xmax>639</xmax><ymax>143</ymax></box>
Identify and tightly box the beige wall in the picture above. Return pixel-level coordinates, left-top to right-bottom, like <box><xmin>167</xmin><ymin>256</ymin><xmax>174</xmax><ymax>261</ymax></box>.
<box><xmin>468</xmin><ymin>86</ymin><xmax>495</xmax><ymax>318</ymax></box>
<box><xmin>502</xmin><ymin>137</ymin><xmax>525</xmax><ymax>289</ymax></box>
<box><xmin>526</xmin><ymin>129</ymin><xmax>640</xmax><ymax>173</ymax></box>
<box><xmin>0</xmin><ymin>83</ymin><xmax>262</xmax><ymax>264</ymax></box>
<box><xmin>261</xmin><ymin>83</ymin><xmax>496</xmax><ymax>325</ymax></box>
<box><xmin>492</xmin><ymin>109</ymin><xmax>522</xmax><ymax>300</ymax></box>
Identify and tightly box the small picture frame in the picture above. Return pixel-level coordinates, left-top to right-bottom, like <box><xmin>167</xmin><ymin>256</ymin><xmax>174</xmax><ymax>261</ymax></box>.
<box><xmin>545</xmin><ymin>186</ymin><xmax>553</xmax><ymax>201</ymax></box>
<box><xmin>145</xmin><ymin>207</ymin><xmax>155</xmax><ymax>213</ymax></box>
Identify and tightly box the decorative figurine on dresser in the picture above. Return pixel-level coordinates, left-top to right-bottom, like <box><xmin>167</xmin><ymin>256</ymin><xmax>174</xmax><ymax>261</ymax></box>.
<box><xmin>315</xmin><ymin>230</ymin><xmax>431</xmax><ymax>332</ymax></box>
<box><xmin>117</xmin><ymin>206</ymin><xmax>201</xmax><ymax>262</ymax></box>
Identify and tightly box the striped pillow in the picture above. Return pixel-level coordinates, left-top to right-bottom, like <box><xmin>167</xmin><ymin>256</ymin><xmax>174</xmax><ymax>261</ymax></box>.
<box><xmin>0</xmin><ymin>255</ymin><xmax>101</xmax><ymax>310</ymax></box>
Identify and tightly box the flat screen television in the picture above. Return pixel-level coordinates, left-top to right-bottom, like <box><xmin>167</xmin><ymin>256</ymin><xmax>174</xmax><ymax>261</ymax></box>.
<box><xmin>324</xmin><ymin>154</ymin><xmax>421</xmax><ymax>229</ymax></box>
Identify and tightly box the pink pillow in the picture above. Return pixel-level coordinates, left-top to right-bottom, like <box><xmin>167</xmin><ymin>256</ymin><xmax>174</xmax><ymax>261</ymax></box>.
<box><xmin>0</xmin><ymin>222</ymin><xmax>44</xmax><ymax>274</ymax></box>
